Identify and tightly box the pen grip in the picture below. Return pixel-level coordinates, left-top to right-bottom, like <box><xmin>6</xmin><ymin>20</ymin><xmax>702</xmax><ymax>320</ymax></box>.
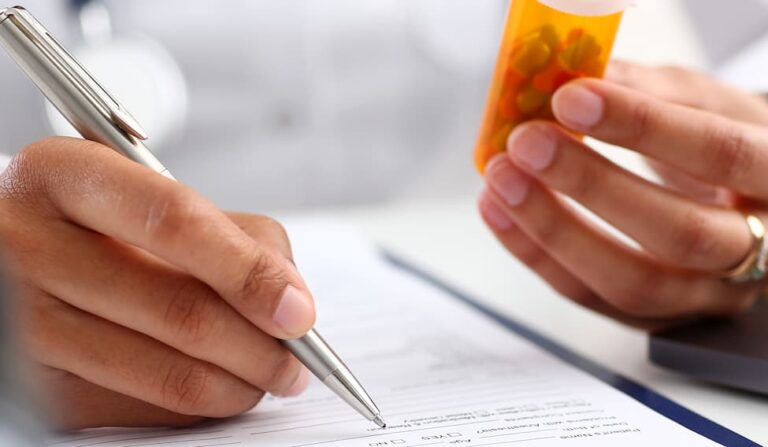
<box><xmin>283</xmin><ymin>329</ymin><xmax>342</xmax><ymax>379</ymax></box>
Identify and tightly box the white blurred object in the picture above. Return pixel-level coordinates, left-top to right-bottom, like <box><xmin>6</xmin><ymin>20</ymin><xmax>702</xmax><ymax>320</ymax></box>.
<box><xmin>46</xmin><ymin>0</ymin><xmax>187</xmax><ymax>153</ymax></box>
<box><xmin>719</xmin><ymin>35</ymin><xmax>768</xmax><ymax>92</ymax></box>
<box><xmin>405</xmin><ymin>0</ymin><xmax>503</xmax><ymax>76</ymax></box>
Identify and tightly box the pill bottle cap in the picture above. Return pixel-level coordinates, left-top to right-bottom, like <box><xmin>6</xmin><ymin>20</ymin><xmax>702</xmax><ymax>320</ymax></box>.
<box><xmin>537</xmin><ymin>0</ymin><xmax>631</xmax><ymax>16</ymax></box>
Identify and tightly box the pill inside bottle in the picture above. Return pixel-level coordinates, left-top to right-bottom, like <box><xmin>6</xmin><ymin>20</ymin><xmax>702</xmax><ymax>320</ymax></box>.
<box><xmin>475</xmin><ymin>0</ymin><xmax>628</xmax><ymax>173</ymax></box>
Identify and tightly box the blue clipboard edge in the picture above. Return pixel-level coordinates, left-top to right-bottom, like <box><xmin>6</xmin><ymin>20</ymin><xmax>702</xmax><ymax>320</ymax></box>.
<box><xmin>382</xmin><ymin>252</ymin><xmax>761</xmax><ymax>447</ymax></box>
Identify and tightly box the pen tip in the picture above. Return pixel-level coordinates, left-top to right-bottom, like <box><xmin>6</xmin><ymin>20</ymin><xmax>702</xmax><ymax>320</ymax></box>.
<box><xmin>373</xmin><ymin>415</ymin><xmax>386</xmax><ymax>429</ymax></box>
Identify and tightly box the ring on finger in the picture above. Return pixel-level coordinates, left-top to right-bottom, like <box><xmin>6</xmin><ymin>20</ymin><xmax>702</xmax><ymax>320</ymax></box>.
<box><xmin>721</xmin><ymin>214</ymin><xmax>768</xmax><ymax>284</ymax></box>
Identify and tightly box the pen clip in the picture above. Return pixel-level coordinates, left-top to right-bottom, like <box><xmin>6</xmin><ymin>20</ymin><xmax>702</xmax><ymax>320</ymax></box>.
<box><xmin>1</xmin><ymin>6</ymin><xmax>148</xmax><ymax>140</ymax></box>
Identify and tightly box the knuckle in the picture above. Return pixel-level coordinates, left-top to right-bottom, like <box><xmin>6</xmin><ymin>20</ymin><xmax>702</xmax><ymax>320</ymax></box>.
<box><xmin>261</xmin><ymin>216</ymin><xmax>289</xmax><ymax>240</ymax></box>
<box><xmin>668</xmin><ymin>208</ymin><xmax>719</xmax><ymax>264</ymax></box>
<box><xmin>236</xmin><ymin>250</ymin><xmax>285</xmax><ymax>312</ymax></box>
<box><xmin>608</xmin><ymin>267</ymin><xmax>663</xmax><ymax>316</ymax></box>
<box><xmin>506</xmin><ymin>235</ymin><xmax>551</xmax><ymax>271</ymax></box>
<box><xmin>163</xmin><ymin>280</ymin><xmax>222</xmax><ymax>349</ymax></box>
<box><xmin>144</xmin><ymin>189</ymin><xmax>203</xmax><ymax>244</ymax></box>
<box><xmin>0</xmin><ymin>143</ymin><xmax>48</xmax><ymax>200</ymax></box>
<box><xmin>513</xmin><ymin>242</ymin><xmax>549</xmax><ymax>271</ymax></box>
<box><xmin>562</xmin><ymin>162</ymin><xmax>600</xmax><ymax>200</ymax></box>
<box><xmin>1</xmin><ymin>138</ymin><xmax>114</xmax><ymax>209</ymax></box>
<box><xmin>530</xmin><ymin>209</ymin><xmax>562</xmax><ymax>250</ymax></box>
<box><xmin>626</xmin><ymin>99</ymin><xmax>654</xmax><ymax>147</ymax></box>
<box><xmin>161</xmin><ymin>362</ymin><xmax>215</xmax><ymax>415</ymax></box>
<box><xmin>705</xmin><ymin>126</ymin><xmax>753</xmax><ymax>184</ymax></box>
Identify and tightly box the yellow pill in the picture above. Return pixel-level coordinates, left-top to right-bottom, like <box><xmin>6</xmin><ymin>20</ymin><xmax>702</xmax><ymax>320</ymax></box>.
<box><xmin>516</xmin><ymin>85</ymin><xmax>550</xmax><ymax>115</ymax></box>
<box><xmin>491</xmin><ymin>123</ymin><xmax>515</xmax><ymax>154</ymax></box>
<box><xmin>560</xmin><ymin>32</ymin><xmax>602</xmax><ymax>72</ymax></box>
<box><xmin>510</xmin><ymin>39</ymin><xmax>552</xmax><ymax>76</ymax></box>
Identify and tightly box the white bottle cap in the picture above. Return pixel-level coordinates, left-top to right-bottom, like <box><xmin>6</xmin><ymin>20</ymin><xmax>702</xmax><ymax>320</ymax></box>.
<box><xmin>537</xmin><ymin>0</ymin><xmax>631</xmax><ymax>16</ymax></box>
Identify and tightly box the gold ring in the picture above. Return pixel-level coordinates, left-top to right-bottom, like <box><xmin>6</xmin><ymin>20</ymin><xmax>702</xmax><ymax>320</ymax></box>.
<box><xmin>721</xmin><ymin>214</ymin><xmax>767</xmax><ymax>284</ymax></box>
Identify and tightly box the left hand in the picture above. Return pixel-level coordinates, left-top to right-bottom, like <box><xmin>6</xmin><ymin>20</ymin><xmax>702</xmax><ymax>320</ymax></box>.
<box><xmin>479</xmin><ymin>61</ymin><xmax>768</xmax><ymax>329</ymax></box>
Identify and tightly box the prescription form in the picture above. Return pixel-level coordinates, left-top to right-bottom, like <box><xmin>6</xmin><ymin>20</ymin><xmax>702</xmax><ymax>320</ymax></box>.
<box><xmin>49</xmin><ymin>222</ymin><xmax>722</xmax><ymax>447</ymax></box>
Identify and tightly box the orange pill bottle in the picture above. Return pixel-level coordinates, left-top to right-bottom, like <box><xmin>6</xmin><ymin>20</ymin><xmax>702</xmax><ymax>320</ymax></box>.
<box><xmin>474</xmin><ymin>0</ymin><xmax>628</xmax><ymax>173</ymax></box>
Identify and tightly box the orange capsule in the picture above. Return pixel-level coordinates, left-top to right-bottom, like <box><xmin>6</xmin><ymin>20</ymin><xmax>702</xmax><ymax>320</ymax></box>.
<box><xmin>532</xmin><ymin>59</ymin><xmax>574</xmax><ymax>93</ymax></box>
<box><xmin>498</xmin><ymin>90</ymin><xmax>522</xmax><ymax>121</ymax></box>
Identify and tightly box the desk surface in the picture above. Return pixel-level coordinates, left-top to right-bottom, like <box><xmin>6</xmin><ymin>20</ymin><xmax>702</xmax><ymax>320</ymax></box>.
<box><xmin>280</xmin><ymin>197</ymin><xmax>768</xmax><ymax>444</ymax></box>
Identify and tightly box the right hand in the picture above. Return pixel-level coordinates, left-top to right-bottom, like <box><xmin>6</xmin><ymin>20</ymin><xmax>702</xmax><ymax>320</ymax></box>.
<box><xmin>0</xmin><ymin>137</ymin><xmax>316</xmax><ymax>429</ymax></box>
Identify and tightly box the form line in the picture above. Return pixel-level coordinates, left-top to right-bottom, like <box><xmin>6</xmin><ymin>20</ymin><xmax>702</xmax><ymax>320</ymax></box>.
<box><xmin>188</xmin><ymin>443</ymin><xmax>241</xmax><ymax>447</ymax></box>
<box><xmin>250</xmin><ymin>419</ymin><xmax>360</xmax><ymax>435</ymax></box>
<box><xmin>76</xmin><ymin>430</ymin><xmax>226</xmax><ymax>447</ymax></box>
<box><xmin>123</xmin><ymin>435</ymin><xmax>233</xmax><ymax>447</ymax></box>
<box><xmin>388</xmin><ymin>392</ymin><xmax>569</xmax><ymax>418</ymax></box>
<box><xmin>473</xmin><ymin>436</ymin><xmax>557</xmax><ymax>446</ymax></box>
<box><xmin>290</xmin><ymin>419</ymin><xmax>500</xmax><ymax>447</ymax></box>
<box><xmin>479</xmin><ymin>429</ymin><xmax>557</xmax><ymax>439</ymax></box>
<box><xmin>244</xmin><ymin>387</ymin><xmax>559</xmax><ymax>430</ymax></box>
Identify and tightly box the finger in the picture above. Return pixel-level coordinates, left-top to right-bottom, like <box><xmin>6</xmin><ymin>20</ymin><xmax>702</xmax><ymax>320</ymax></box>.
<box><xmin>9</xmin><ymin>137</ymin><xmax>315</xmax><ymax>340</ymax></box>
<box><xmin>484</xmin><ymin>156</ymin><xmax>757</xmax><ymax>318</ymax></box>
<box><xmin>551</xmin><ymin>79</ymin><xmax>768</xmax><ymax>200</ymax></box>
<box><xmin>504</xmin><ymin>122</ymin><xmax>752</xmax><ymax>272</ymax></box>
<box><xmin>605</xmin><ymin>61</ymin><xmax>768</xmax><ymax>126</ymax></box>
<box><xmin>22</xmin><ymin>289</ymin><xmax>263</xmax><ymax>418</ymax></box>
<box><xmin>20</xmin><ymin>219</ymin><xmax>308</xmax><ymax>398</ymax></box>
<box><xmin>478</xmin><ymin>186</ymin><xmax>700</xmax><ymax>331</ymax></box>
<box><xmin>478</xmin><ymin>189</ymin><xmax>599</xmax><ymax>306</ymax></box>
<box><xmin>647</xmin><ymin>159</ymin><xmax>731</xmax><ymax>206</ymax></box>
<box><xmin>226</xmin><ymin>212</ymin><xmax>293</xmax><ymax>261</ymax></box>
<box><xmin>38</xmin><ymin>367</ymin><xmax>204</xmax><ymax>430</ymax></box>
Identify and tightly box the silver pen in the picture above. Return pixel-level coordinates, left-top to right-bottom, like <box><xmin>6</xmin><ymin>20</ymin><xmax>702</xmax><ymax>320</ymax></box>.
<box><xmin>0</xmin><ymin>6</ymin><xmax>385</xmax><ymax>429</ymax></box>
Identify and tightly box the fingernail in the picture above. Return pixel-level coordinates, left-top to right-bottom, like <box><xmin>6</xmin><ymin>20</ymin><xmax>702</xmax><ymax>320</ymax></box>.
<box><xmin>283</xmin><ymin>367</ymin><xmax>310</xmax><ymax>397</ymax></box>
<box><xmin>507</xmin><ymin>125</ymin><xmax>557</xmax><ymax>171</ymax></box>
<box><xmin>486</xmin><ymin>156</ymin><xmax>531</xmax><ymax>207</ymax></box>
<box><xmin>479</xmin><ymin>190</ymin><xmax>515</xmax><ymax>231</ymax></box>
<box><xmin>553</xmin><ymin>84</ymin><xmax>604</xmax><ymax>130</ymax></box>
<box><xmin>273</xmin><ymin>286</ymin><xmax>314</xmax><ymax>336</ymax></box>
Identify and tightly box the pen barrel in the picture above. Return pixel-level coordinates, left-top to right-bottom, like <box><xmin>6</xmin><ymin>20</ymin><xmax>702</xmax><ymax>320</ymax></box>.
<box><xmin>284</xmin><ymin>330</ymin><xmax>345</xmax><ymax>379</ymax></box>
<box><xmin>0</xmin><ymin>15</ymin><xmax>166</xmax><ymax>174</ymax></box>
<box><xmin>285</xmin><ymin>330</ymin><xmax>381</xmax><ymax>420</ymax></box>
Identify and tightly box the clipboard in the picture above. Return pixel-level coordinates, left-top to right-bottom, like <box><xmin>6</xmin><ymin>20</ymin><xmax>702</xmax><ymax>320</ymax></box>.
<box><xmin>384</xmin><ymin>253</ymin><xmax>762</xmax><ymax>447</ymax></box>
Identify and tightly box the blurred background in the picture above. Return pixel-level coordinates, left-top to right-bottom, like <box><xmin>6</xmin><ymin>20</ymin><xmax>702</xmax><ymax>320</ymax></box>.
<box><xmin>0</xmin><ymin>0</ymin><xmax>766</xmax><ymax>213</ymax></box>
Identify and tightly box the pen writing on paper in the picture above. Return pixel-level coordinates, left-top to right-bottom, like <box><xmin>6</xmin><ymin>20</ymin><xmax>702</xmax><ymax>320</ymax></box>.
<box><xmin>48</xmin><ymin>227</ymin><xmax>721</xmax><ymax>447</ymax></box>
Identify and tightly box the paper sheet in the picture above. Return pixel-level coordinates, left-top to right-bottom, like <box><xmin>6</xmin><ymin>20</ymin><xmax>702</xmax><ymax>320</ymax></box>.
<box><xmin>49</xmin><ymin>221</ymin><xmax>720</xmax><ymax>447</ymax></box>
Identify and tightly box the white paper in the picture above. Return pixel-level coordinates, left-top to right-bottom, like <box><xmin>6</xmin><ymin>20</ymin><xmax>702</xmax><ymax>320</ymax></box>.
<box><xmin>49</xmin><ymin>220</ymin><xmax>721</xmax><ymax>447</ymax></box>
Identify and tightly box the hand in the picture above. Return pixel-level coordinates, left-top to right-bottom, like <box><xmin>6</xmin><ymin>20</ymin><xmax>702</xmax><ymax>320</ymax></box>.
<box><xmin>0</xmin><ymin>138</ymin><xmax>316</xmax><ymax>429</ymax></box>
<box><xmin>478</xmin><ymin>61</ymin><xmax>768</xmax><ymax>329</ymax></box>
